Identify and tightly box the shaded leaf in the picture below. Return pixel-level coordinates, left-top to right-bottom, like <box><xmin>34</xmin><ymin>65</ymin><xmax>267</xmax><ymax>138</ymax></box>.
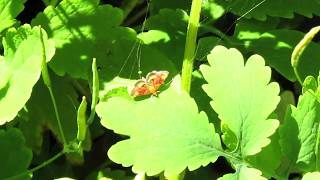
<box><xmin>143</xmin><ymin>8</ymin><xmax>188</xmax><ymax>69</ymax></box>
<box><xmin>275</xmin><ymin>90</ymin><xmax>295</xmax><ymax>123</ymax></box>
<box><xmin>32</xmin><ymin>0</ymin><xmax>136</xmax><ymax>79</ymax></box>
<box><xmin>215</xmin><ymin>0</ymin><xmax>320</xmax><ymax>20</ymax></box>
<box><xmin>0</xmin><ymin>128</ymin><xmax>32</xmax><ymax>179</ymax></box>
<box><xmin>18</xmin><ymin>74</ymin><xmax>79</xmax><ymax>153</ymax></box>
<box><xmin>247</xmin><ymin>30</ymin><xmax>320</xmax><ymax>81</ymax></box>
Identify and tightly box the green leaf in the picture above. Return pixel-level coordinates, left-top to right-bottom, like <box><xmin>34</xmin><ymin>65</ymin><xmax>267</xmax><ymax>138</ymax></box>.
<box><xmin>234</xmin><ymin>17</ymin><xmax>279</xmax><ymax>45</ymax></box>
<box><xmin>200</xmin><ymin>46</ymin><xmax>280</xmax><ymax>156</ymax></box>
<box><xmin>0</xmin><ymin>25</ymin><xmax>55</xmax><ymax>125</ymax></box>
<box><xmin>278</xmin><ymin>106</ymin><xmax>300</xmax><ymax>176</ymax></box>
<box><xmin>302</xmin><ymin>172</ymin><xmax>320</xmax><ymax>180</ymax></box>
<box><xmin>0</xmin><ymin>0</ymin><xmax>26</xmax><ymax>33</ymax></box>
<box><xmin>215</xmin><ymin>0</ymin><xmax>320</xmax><ymax>20</ymax></box>
<box><xmin>218</xmin><ymin>166</ymin><xmax>267</xmax><ymax>180</ymax></box>
<box><xmin>246</xmin><ymin>132</ymin><xmax>284</xmax><ymax>179</ymax></box>
<box><xmin>184</xmin><ymin>166</ymin><xmax>221</xmax><ymax>180</ymax></box>
<box><xmin>150</xmin><ymin>0</ymin><xmax>225</xmax><ymax>20</ymax></box>
<box><xmin>246</xmin><ymin>30</ymin><xmax>320</xmax><ymax>81</ymax></box>
<box><xmin>149</xmin><ymin>0</ymin><xmax>192</xmax><ymax>14</ymax></box>
<box><xmin>302</xmin><ymin>76</ymin><xmax>318</xmax><ymax>93</ymax></box>
<box><xmin>275</xmin><ymin>91</ymin><xmax>295</xmax><ymax>122</ymax></box>
<box><xmin>195</xmin><ymin>37</ymin><xmax>223</xmax><ymax>61</ymax></box>
<box><xmin>96</xmin><ymin>77</ymin><xmax>222</xmax><ymax>176</ymax></box>
<box><xmin>279</xmin><ymin>89</ymin><xmax>320</xmax><ymax>172</ymax></box>
<box><xmin>0</xmin><ymin>128</ymin><xmax>32</xmax><ymax>180</ymax></box>
<box><xmin>201</xmin><ymin>0</ymin><xmax>225</xmax><ymax>20</ymax></box>
<box><xmin>18</xmin><ymin>74</ymin><xmax>79</xmax><ymax>153</ymax></box>
<box><xmin>97</xmin><ymin>39</ymin><xmax>177</xmax><ymax>99</ymax></box>
<box><xmin>86</xmin><ymin>168</ymin><xmax>134</xmax><ymax>180</ymax></box>
<box><xmin>190</xmin><ymin>71</ymin><xmax>219</xmax><ymax>131</ymax></box>
<box><xmin>143</xmin><ymin>8</ymin><xmax>188</xmax><ymax>69</ymax></box>
<box><xmin>32</xmin><ymin>0</ymin><xmax>136</xmax><ymax>79</ymax></box>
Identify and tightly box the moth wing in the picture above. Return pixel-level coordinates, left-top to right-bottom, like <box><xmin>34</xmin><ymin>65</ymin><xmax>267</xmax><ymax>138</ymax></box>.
<box><xmin>146</xmin><ymin>70</ymin><xmax>169</xmax><ymax>84</ymax></box>
<box><xmin>130</xmin><ymin>79</ymin><xmax>151</xmax><ymax>97</ymax></box>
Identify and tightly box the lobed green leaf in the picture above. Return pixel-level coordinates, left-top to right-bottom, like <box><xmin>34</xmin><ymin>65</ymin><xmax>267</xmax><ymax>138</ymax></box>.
<box><xmin>201</xmin><ymin>46</ymin><xmax>280</xmax><ymax>156</ymax></box>
<box><xmin>279</xmin><ymin>83</ymin><xmax>320</xmax><ymax>172</ymax></box>
<box><xmin>96</xmin><ymin>77</ymin><xmax>222</xmax><ymax>176</ymax></box>
<box><xmin>218</xmin><ymin>166</ymin><xmax>266</xmax><ymax>180</ymax></box>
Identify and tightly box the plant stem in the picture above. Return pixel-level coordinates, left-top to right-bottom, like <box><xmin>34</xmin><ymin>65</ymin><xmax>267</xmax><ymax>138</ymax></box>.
<box><xmin>29</xmin><ymin>151</ymin><xmax>64</xmax><ymax>173</ymax></box>
<box><xmin>181</xmin><ymin>0</ymin><xmax>202</xmax><ymax>93</ymax></box>
<box><xmin>39</xmin><ymin>27</ymin><xmax>67</xmax><ymax>145</ymax></box>
<box><xmin>48</xmin><ymin>87</ymin><xmax>67</xmax><ymax>145</ymax></box>
<box><xmin>4</xmin><ymin>151</ymin><xmax>64</xmax><ymax>180</ymax></box>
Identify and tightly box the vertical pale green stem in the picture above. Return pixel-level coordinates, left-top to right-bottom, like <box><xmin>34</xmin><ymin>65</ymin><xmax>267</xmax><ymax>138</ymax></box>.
<box><xmin>181</xmin><ymin>0</ymin><xmax>202</xmax><ymax>93</ymax></box>
<box><xmin>39</xmin><ymin>27</ymin><xmax>67</xmax><ymax>146</ymax></box>
<box><xmin>291</xmin><ymin>26</ymin><xmax>320</xmax><ymax>85</ymax></box>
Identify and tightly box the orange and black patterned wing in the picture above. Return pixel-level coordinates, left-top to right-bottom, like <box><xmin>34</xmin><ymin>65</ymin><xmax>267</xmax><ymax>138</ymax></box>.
<box><xmin>146</xmin><ymin>70</ymin><xmax>169</xmax><ymax>89</ymax></box>
<box><xmin>130</xmin><ymin>79</ymin><xmax>151</xmax><ymax>97</ymax></box>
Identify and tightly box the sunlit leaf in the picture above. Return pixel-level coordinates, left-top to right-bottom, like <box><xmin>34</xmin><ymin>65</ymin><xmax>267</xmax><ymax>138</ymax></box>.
<box><xmin>96</xmin><ymin>77</ymin><xmax>222</xmax><ymax>176</ymax></box>
<box><xmin>0</xmin><ymin>25</ymin><xmax>55</xmax><ymax>124</ymax></box>
<box><xmin>0</xmin><ymin>0</ymin><xmax>26</xmax><ymax>33</ymax></box>
<box><xmin>201</xmin><ymin>46</ymin><xmax>280</xmax><ymax>156</ymax></box>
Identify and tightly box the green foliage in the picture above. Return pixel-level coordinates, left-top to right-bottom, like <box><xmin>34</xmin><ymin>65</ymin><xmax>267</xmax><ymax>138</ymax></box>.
<box><xmin>279</xmin><ymin>73</ymin><xmax>320</xmax><ymax>173</ymax></box>
<box><xmin>218</xmin><ymin>166</ymin><xmax>266</xmax><ymax>180</ymax></box>
<box><xmin>0</xmin><ymin>0</ymin><xmax>26</xmax><ymax>34</ymax></box>
<box><xmin>0</xmin><ymin>25</ymin><xmax>54</xmax><ymax>125</ymax></box>
<box><xmin>0</xmin><ymin>128</ymin><xmax>32</xmax><ymax>180</ymax></box>
<box><xmin>215</xmin><ymin>0</ymin><xmax>320</xmax><ymax>20</ymax></box>
<box><xmin>32</xmin><ymin>0</ymin><xmax>135</xmax><ymax>79</ymax></box>
<box><xmin>96</xmin><ymin>77</ymin><xmax>222</xmax><ymax>176</ymax></box>
<box><xmin>18</xmin><ymin>74</ymin><xmax>79</xmax><ymax>153</ymax></box>
<box><xmin>2</xmin><ymin>0</ymin><xmax>320</xmax><ymax>179</ymax></box>
<box><xmin>302</xmin><ymin>172</ymin><xmax>320</xmax><ymax>180</ymax></box>
<box><xmin>86</xmin><ymin>168</ymin><xmax>134</xmax><ymax>180</ymax></box>
<box><xmin>201</xmin><ymin>46</ymin><xmax>280</xmax><ymax>156</ymax></box>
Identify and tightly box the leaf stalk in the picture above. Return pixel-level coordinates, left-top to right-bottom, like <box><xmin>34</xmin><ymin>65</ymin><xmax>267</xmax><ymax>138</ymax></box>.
<box><xmin>39</xmin><ymin>27</ymin><xmax>67</xmax><ymax>146</ymax></box>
